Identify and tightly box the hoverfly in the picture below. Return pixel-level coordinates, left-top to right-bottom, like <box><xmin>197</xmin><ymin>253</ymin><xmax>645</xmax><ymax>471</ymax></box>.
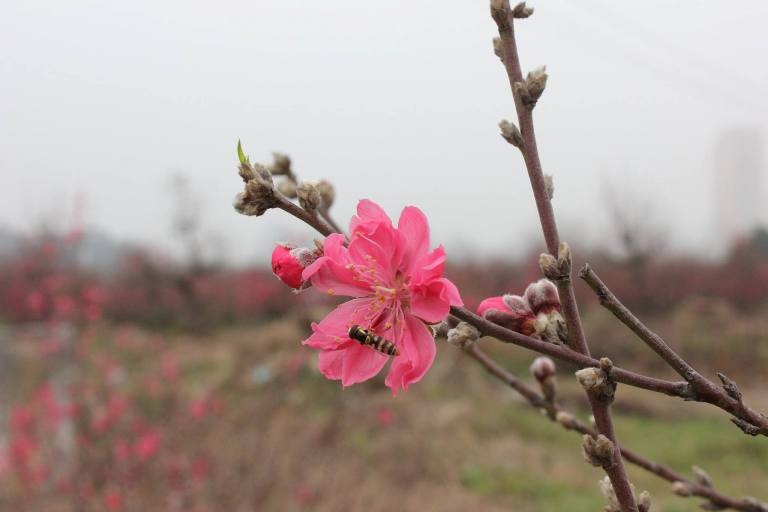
<box><xmin>348</xmin><ymin>325</ymin><xmax>400</xmax><ymax>356</ymax></box>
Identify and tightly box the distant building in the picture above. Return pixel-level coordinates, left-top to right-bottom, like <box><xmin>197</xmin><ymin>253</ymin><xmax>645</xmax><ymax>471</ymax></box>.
<box><xmin>713</xmin><ymin>128</ymin><xmax>765</xmax><ymax>245</ymax></box>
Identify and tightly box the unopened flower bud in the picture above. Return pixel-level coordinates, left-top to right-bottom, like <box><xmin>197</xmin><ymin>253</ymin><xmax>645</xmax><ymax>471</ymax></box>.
<box><xmin>512</xmin><ymin>1</ymin><xmax>534</xmax><ymax>18</ymax></box>
<box><xmin>524</xmin><ymin>279</ymin><xmax>560</xmax><ymax>314</ymax></box>
<box><xmin>599</xmin><ymin>476</ymin><xmax>621</xmax><ymax>512</ymax></box>
<box><xmin>530</xmin><ymin>356</ymin><xmax>556</xmax><ymax>381</ymax></box>
<box><xmin>270</xmin><ymin>152</ymin><xmax>292</xmax><ymax>176</ymax></box>
<box><xmin>513</xmin><ymin>81</ymin><xmax>534</xmax><ymax>108</ymax></box>
<box><xmin>531</xmin><ymin>356</ymin><xmax>558</xmax><ymax>402</ymax></box>
<box><xmin>235</xmin><ymin>175</ymin><xmax>277</xmax><ymax>217</ymax></box>
<box><xmin>238</xmin><ymin>162</ymin><xmax>255</xmax><ymax>182</ymax></box>
<box><xmin>637</xmin><ymin>490</ymin><xmax>651</xmax><ymax>512</ymax></box>
<box><xmin>233</xmin><ymin>192</ymin><xmax>247</xmax><ymax>214</ymax></box>
<box><xmin>692</xmin><ymin>466</ymin><xmax>713</xmax><ymax>488</ymax></box>
<box><xmin>297</xmin><ymin>181</ymin><xmax>321</xmax><ymax>212</ymax></box>
<box><xmin>490</xmin><ymin>0</ymin><xmax>512</xmax><ymax>31</ymax></box>
<box><xmin>271</xmin><ymin>243</ymin><xmax>320</xmax><ymax>289</ymax></box>
<box><xmin>499</xmin><ymin>119</ymin><xmax>523</xmax><ymax>148</ymax></box>
<box><xmin>583</xmin><ymin>434</ymin><xmax>615</xmax><ymax>468</ymax></box>
<box><xmin>538</xmin><ymin>242</ymin><xmax>572</xmax><ymax>282</ymax></box>
<box><xmin>671</xmin><ymin>481</ymin><xmax>693</xmax><ymax>497</ymax></box>
<box><xmin>525</xmin><ymin>66</ymin><xmax>548</xmax><ymax>103</ymax></box>
<box><xmin>544</xmin><ymin>174</ymin><xmax>554</xmax><ymax>199</ymax></box>
<box><xmin>278</xmin><ymin>179</ymin><xmax>298</xmax><ymax>199</ymax></box>
<box><xmin>317</xmin><ymin>180</ymin><xmax>335</xmax><ymax>209</ymax></box>
<box><xmin>492</xmin><ymin>37</ymin><xmax>503</xmax><ymax>61</ymax></box>
<box><xmin>555</xmin><ymin>411</ymin><xmax>577</xmax><ymax>430</ymax></box>
<box><xmin>575</xmin><ymin>367</ymin><xmax>615</xmax><ymax>402</ymax></box>
<box><xmin>447</xmin><ymin>322</ymin><xmax>480</xmax><ymax>349</ymax></box>
<box><xmin>253</xmin><ymin>163</ymin><xmax>274</xmax><ymax>184</ymax></box>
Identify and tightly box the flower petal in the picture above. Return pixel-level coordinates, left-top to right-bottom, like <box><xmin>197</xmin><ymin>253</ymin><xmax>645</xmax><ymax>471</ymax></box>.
<box><xmin>410</xmin><ymin>277</ymin><xmax>463</xmax><ymax>324</ymax></box>
<box><xmin>477</xmin><ymin>296</ymin><xmax>507</xmax><ymax>317</ymax></box>
<box><xmin>302</xmin><ymin>234</ymin><xmax>371</xmax><ymax>297</ymax></box>
<box><xmin>318</xmin><ymin>350</ymin><xmax>344</xmax><ymax>380</ymax></box>
<box><xmin>303</xmin><ymin>298</ymin><xmax>377</xmax><ymax>350</ymax></box>
<box><xmin>385</xmin><ymin>314</ymin><xmax>436</xmax><ymax>394</ymax></box>
<box><xmin>341</xmin><ymin>343</ymin><xmax>388</xmax><ymax>386</ymax></box>
<box><xmin>397</xmin><ymin>206</ymin><xmax>430</xmax><ymax>272</ymax></box>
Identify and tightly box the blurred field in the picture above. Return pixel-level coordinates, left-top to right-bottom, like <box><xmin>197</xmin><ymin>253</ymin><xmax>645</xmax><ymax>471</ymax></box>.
<box><xmin>1</xmin><ymin>229</ymin><xmax>768</xmax><ymax>510</ymax></box>
<box><xmin>2</xmin><ymin>310</ymin><xmax>766</xmax><ymax>511</ymax></box>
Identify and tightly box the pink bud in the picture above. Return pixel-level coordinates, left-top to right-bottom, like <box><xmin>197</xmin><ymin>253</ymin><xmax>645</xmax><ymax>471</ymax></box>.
<box><xmin>524</xmin><ymin>279</ymin><xmax>561</xmax><ymax>314</ymax></box>
<box><xmin>271</xmin><ymin>243</ymin><xmax>318</xmax><ymax>289</ymax></box>
<box><xmin>530</xmin><ymin>356</ymin><xmax>557</xmax><ymax>381</ymax></box>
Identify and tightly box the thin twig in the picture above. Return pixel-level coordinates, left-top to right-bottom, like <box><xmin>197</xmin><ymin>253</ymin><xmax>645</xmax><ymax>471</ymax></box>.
<box><xmin>579</xmin><ymin>264</ymin><xmax>768</xmax><ymax>437</ymax></box>
<box><xmin>450</xmin><ymin>305</ymin><xmax>690</xmax><ymax>397</ymax></box>
<box><xmin>274</xmin><ymin>194</ymin><xmax>336</xmax><ymax>238</ymax></box>
<box><xmin>464</xmin><ymin>344</ymin><xmax>766</xmax><ymax>512</ymax></box>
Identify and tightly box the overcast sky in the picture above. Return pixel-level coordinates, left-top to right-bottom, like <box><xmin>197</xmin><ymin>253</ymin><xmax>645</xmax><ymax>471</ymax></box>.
<box><xmin>2</xmin><ymin>0</ymin><xmax>767</xmax><ymax>265</ymax></box>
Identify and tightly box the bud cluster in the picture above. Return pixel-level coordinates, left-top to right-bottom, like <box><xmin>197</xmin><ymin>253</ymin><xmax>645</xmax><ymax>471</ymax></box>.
<box><xmin>539</xmin><ymin>241</ymin><xmax>571</xmax><ymax>282</ymax></box>
<box><xmin>582</xmin><ymin>434</ymin><xmax>615</xmax><ymax>468</ymax></box>
<box><xmin>514</xmin><ymin>66</ymin><xmax>548</xmax><ymax>110</ymax></box>
<box><xmin>599</xmin><ymin>477</ymin><xmax>651</xmax><ymax>512</ymax></box>
<box><xmin>478</xmin><ymin>279</ymin><xmax>567</xmax><ymax>343</ymax></box>
<box><xmin>233</xmin><ymin>161</ymin><xmax>277</xmax><ymax>217</ymax></box>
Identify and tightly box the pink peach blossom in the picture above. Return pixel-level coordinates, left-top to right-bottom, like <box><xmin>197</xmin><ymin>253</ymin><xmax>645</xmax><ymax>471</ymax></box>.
<box><xmin>302</xmin><ymin>200</ymin><xmax>463</xmax><ymax>393</ymax></box>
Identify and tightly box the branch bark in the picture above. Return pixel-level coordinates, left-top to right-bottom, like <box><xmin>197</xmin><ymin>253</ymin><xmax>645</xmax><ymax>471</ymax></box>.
<box><xmin>491</xmin><ymin>2</ymin><xmax>638</xmax><ymax>509</ymax></box>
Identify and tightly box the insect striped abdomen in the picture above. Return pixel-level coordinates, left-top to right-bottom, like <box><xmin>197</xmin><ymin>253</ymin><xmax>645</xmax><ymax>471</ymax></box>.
<box><xmin>348</xmin><ymin>325</ymin><xmax>400</xmax><ymax>356</ymax></box>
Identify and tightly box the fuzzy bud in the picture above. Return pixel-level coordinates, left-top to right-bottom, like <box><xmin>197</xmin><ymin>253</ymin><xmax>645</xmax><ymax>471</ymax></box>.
<box><xmin>499</xmin><ymin>119</ymin><xmax>523</xmax><ymax>148</ymax></box>
<box><xmin>238</xmin><ymin>162</ymin><xmax>255</xmax><ymax>182</ymax></box>
<box><xmin>582</xmin><ymin>434</ymin><xmax>615</xmax><ymax>468</ymax></box>
<box><xmin>671</xmin><ymin>481</ymin><xmax>693</xmax><ymax>497</ymax></box>
<box><xmin>637</xmin><ymin>491</ymin><xmax>651</xmax><ymax>512</ymax></box>
<box><xmin>717</xmin><ymin>372</ymin><xmax>743</xmax><ymax>402</ymax></box>
<box><xmin>525</xmin><ymin>66</ymin><xmax>548</xmax><ymax>104</ymax></box>
<box><xmin>447</xmin><ymin>322</ymin><xmax>481</xmax><ymax>349</ymax></box>
<box><xmin>530</xmin><ymin>356</ymin><xmax>556</xmax><ymax>382</ymax></box>
<box><xmin>555</xmin><ymin>411</ymin><xmax>578</xmax><ymax>430</ymax></box>
<box><xmin>235</xmin><ymin>171</ymin><xmax>277</xmax><ymax>217</ymax></box>
<box><xmin>492</xmin><ymin>37</ymin><xmax>503</xmax><ymax>61</ymax></box>
<box><xmin>544</xmin><ymin>174</ymin><xmax>554</xmax><ymax>199</ymax></box>
<box><xmin>512</xmin><ymin>1</ymin><xmax>534</xmax><ymax>18</ymax></box>
<box><xmin>271</xmin><ymin>243</ymin><xmax>320</xmax><ymax>289</ymax></box>
<box><xmin>270</xmin><ymin>152</ymin><xmax>292</xmax><ymax>176</ymax></box>
<box><xmin>599</xmin><ymin>476</ymin><xmax>621</xmax><ymax>512</ymax></box>
<box><xmin>317</xmin><ymin>180</ymin><xmax>336</xmax><ymax>209</ymax></box>
<box><xmin>297</xmin><ymin>181</ymin><xmax>321</xmax><ymax>212</ymax></box>
<box><xmin>277</xmin><ymin>179</ymin><xmax>298</xmax><ymax>199</ymax></box>
<box><xmin>575</xmin><ymin>367</ymin><xmax>615</xmax><ymax>402</ymax></box>
<box><xmin>530</xmin><ymin>356</ymin><xmax>557</xmax><ymax>402</ymax></box>
<box><xmin>538</xmin><ymin>242</ymin><xmax>572</xmax><ymax>282</ymax></box>
<box><xmin>692</xmin><ymin>466</ymin><xmax>713</xmax><ymax>488</ymax></box>
<box><xmin>490</xmin><ymin>0</ymin><xmax>512</xmax><ymax>32</ymax></box>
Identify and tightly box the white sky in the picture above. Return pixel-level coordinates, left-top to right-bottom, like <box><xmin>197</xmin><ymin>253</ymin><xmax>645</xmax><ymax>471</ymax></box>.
<box><xmin>2</xmin><ymin>0</ymin><xmax>767</xmax><ymax>264</ymax></box>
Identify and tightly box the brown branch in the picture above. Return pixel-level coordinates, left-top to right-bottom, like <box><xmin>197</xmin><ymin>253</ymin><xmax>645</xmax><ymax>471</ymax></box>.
<box><xmin>579</xmin><ymin>264</ymin><xmax>768</xmax><ymax>437</ymax></box>
<box><xmin>274</xmin><ymin>194</ymin><xmax>337</xmax><ymax>238</ymax></box>
<box><xmin>464</xmin><ymin>344</ymin><xmax>766</xmax><ymax>512</ymax></box>
<box><xmin>450</xmin><ymin>305</ymin><xmax>690</xmax><ymax>397</ymax></box>
<box><xmin>491</xmin><ymin>2</ymin><xmax>638</xmax><ymax>508</ymax></box>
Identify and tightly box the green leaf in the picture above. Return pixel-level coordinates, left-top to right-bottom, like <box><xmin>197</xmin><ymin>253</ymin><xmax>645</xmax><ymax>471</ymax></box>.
<box><xmin>237</xmin><ymin>139</ymin><xmax>250</xmax><ymax>165</ymax></box>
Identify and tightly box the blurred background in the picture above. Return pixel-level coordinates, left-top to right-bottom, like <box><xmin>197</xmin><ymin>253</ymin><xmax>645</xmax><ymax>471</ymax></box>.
<box><xmin>1</xmin><ymin>0</ymin><xmax>767</xmax><ymax>510</ymax></box>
